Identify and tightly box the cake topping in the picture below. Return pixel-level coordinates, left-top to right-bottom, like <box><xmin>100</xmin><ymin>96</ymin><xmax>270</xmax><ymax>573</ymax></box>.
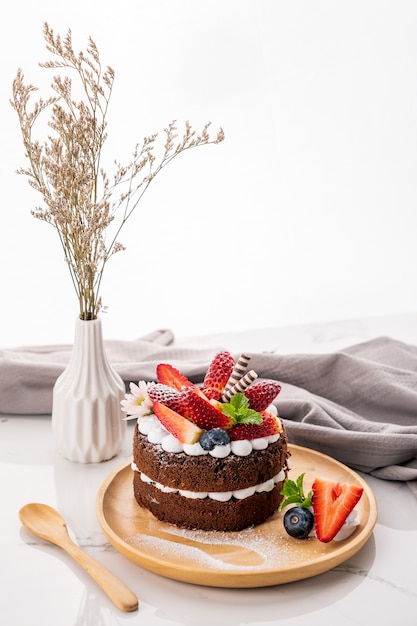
<box><xmin>220</xmin><ymin>392</ymin><xmax>263</xmax><ymax>426</ymax></box>
<box><xmin>187</xmin><ymin>389</ymin><xmax>234</xmax><ymax>430</ymax></box>
<box><xmin>147</xmin><ymin>383</ymin><xmax>193</xmax><ymax>417</ymax></box>
<box><xmin>230</xmin><ymin>439</ymin><xmax>253</xmax><ymax>456</ymax></box>
<box><xmin>147</xmin><ymin>383</ymin><xmax>186</xmax><ymax>411</ymax></box>
<box><xmin>200</xmin><ymin>428</ymin><xmax>231</xmax><ymax>451</ymax></box>
<box><xmin>120</xmin><ymin>380</ymin><xmax>153</xmax><ymax>418</ymax></box>
<box><xmin>243</xmin><ymin>380</ymin><xmax>282</xmax><ymax>412</ymax></box>
<box><xmin>222</xmin><ymin>369</ymin><xmax>258</xmax><ymax>402</ymax></box>
<box><xmin>156</xmin><ymin>363</ymin><xmax>194</xmax><ymax>391</ymax></box>
<box><xmin>201</xmin><ymin>350</ymin><xmax>235</xmax><ymax>400</ymax></box>
<box><xmin>121</xmin><ymin>351</ymin><xmax>283</xmax><ymax>446</ymax></box>
<box><xmin>222</xmin><ymin>353</ymin><xmax>251</xmax><ymax>400</ymax></box>
<box><xmin>152</xmin><ymin>401</ymin><xmax>203</xmax><ymax>444</ymax></box>
<box><xmin>229</xmin><ymin>410</ymin><xmax>282</xmax><ymax>441</ymax></box>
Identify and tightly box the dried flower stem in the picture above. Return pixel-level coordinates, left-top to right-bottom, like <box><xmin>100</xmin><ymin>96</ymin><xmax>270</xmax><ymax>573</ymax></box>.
<box><xmin>11</xmin><ymin>22</ymin><xmax>224</xmax><ymax>320</ymax></box>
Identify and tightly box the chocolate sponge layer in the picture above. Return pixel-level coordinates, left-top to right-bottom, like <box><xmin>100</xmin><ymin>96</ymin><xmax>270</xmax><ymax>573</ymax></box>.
<box><xmin>133</xmin><ymin>424</ymin><xmax>288</xmax><ymax>492</ymax></box>
<box><xmin>133</xmin><ymin>471</ymin><xmax>286</xmax><ymax>531</ymax></box>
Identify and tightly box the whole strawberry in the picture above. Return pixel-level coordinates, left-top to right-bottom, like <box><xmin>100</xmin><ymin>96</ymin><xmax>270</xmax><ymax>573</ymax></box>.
<box><xmin>244</xmin><ymin>380</ymin><xmax>281</xmax><ymax>412</ymax></box>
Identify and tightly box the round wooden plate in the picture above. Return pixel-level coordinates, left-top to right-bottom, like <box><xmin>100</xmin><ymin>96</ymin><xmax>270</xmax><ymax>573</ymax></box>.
<box><xmin>96</xmin><ymin>444</ymin><xmax>377</xmax><ymax>588</ymax></box>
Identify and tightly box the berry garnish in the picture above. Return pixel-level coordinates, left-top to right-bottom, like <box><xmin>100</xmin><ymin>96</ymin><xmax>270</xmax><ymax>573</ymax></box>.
<box><xmin>187</xmin><ymin>389</ymin><xmax>234</xmax><ymax>430</ymax></box>
<box><xmin>280</xmin><ymin>474</ymin><xmax>314</xmax><ymax>540</ymax></box>
<box><xmin>156</xmin><ymin>363</ymin><xmax>194</xmax><ymax>391</ymax></box>
<box><xmin>200</xmin><ymin>385</ymin><xmax>223</xmax><ymax>401</ymax></box>
<box><xmin>147</xmin><ymin>383</ymin><xmax>180</xmax><ymax>403</ymax></box>
<box><xmin>283</xmin><ymin>506</ymin><xmax>314</xmax><ymax>539</ymax></box>
<box><xmin>200</xmin><ymin>428</ymin><xmax>231</xmax><ymax>451</ymax></box>
<box><xmin>147</xmin><ymin>383</ymin><xmax>193</xmax><ymax>417</ymax></box>
<box><xmin>312</xmin><ymin>477</ymin><xmax>363</xmax><ymax>543</ymax></box>
<box><xmin>125</xmin><ymin>355</ymin><xmax>286</xmax><ymax>446</ymax></box>
<box><xmin>203</xmin><ymin>351</ymin><xmax>235</xmax><ymax>396</ymax></box>
<box><xmin>229</xmin><ymin>410</ymin><xmax>281</xmax><ymax>441</ymax></box>
<box><xmin>279</xmin><ymin>473</ymin><xmax>313</xmax><ymax>510</ymax></box>
<box><xmin>244</xmin><ymin>380</ymin><xmax>281</xmax><ymax>412</ymax></box>
<box><xmin>152</xmin><ymin>402</ymin><xmax>203</xmax><ymax>444</ymax></box>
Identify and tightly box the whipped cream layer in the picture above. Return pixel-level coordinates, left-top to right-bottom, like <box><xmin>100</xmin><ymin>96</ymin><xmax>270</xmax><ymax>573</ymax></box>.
<box><xmin>132</xmin><ymin>462</ymin><xmax>286</xmax><ymax>501</ymax></box>
<box><xmin>136</xmin><ymin>404</ymin><xmax>281</xmax><ymax>458</ymax></box>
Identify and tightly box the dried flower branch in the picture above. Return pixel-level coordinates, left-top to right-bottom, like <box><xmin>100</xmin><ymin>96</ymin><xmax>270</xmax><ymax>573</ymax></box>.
<box><xmin>11</xmin><ymin>22</ymin><xmax>224</xmax><ymax>320</ymax></box>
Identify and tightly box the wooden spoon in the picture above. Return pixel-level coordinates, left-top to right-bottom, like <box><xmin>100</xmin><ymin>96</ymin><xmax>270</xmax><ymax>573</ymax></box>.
<box><xmin>19</xmin><ymin>503</ymin><xmax>138</xmax><ymax>612</ymax></box>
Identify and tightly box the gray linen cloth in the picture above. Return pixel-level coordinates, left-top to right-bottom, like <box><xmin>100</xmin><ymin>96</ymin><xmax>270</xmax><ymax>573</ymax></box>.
<box><xmin>1</xmin><ymin>332</ymin><xmax>416</xmax><ymax>496</ymax></box>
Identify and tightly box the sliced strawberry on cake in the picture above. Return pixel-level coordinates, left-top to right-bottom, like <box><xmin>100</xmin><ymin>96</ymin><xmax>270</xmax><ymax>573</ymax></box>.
<box><xmin>218</xmin><ymin>392</ymin><xmax>279</xmax><ymax>441</ymax></box>
<box><xmin>229</xmin><ymin>411</ymin><xmax>281</xmax><ymax>440</ymax></box>
<box><xmin>156</xmin><ymin>363</ymin><xmax>194</xmax><ymax>391</ymax></box>
<box><xmin>152</xmin><ymin>401</ymin><xmax>203</xmax><ymax>444</ymax></box>
<box><xmin>244</xmin><ymin>380</ymin><xmax>281</xmax><ymax>411</ymax></box>
<box><xmin>201</xmin><ymin>351</ymin><xmax>235</xmax><ymax>400</ymax></box>
<box><xmin>312</xmin><ymin>477</ymin><xmax>363</xmax><ymax>543</ymax></box>
<box><xmin>147</xmin><ymin>383</ymin><xmax>192</xmax><ymax>417</ymax></box>
<box><xmin>147</xmin><ymin>383</ymin><xmax>181</xmax><ymax>405</ymax></box>
<box><xmin>187</xmin><ymin>388</ymin><xmax>234</xmax><ymax>430</ymax></box>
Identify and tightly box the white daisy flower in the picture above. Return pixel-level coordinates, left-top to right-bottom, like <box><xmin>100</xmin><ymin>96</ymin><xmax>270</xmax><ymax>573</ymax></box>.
<box><xmin>121</xmin><ymin>380</ymin><xmax>153</xmax><ymax>419</ymax></box>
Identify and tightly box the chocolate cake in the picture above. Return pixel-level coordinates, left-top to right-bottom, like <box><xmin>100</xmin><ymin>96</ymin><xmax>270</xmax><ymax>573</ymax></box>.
<box><xmin>132</xmin><ymin>424</ymin><xmax>288</xmax><ymax>531</ymax></box>
<box><xmin>122</xmin><ymin>351</ymin><xmax>290</xmax><ymax>531</ymax></box>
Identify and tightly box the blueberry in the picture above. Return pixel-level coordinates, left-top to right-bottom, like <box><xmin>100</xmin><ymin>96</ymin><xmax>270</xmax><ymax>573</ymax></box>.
<box><xmin>283</xmin><ymin>506</ymin><xmax>314</xmax><ymax>539</ymax></box>
<box><xmin>200</xmin><ymin>428</ymin><xmax>231</xmax><ymax>451</ymax></box>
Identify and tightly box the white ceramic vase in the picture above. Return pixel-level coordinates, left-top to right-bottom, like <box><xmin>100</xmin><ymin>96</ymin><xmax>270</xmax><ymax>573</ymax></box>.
<box><xmin>51</xmin><ymin>317</ymin><xmax>126</xmax><ymax>463</ymax></box>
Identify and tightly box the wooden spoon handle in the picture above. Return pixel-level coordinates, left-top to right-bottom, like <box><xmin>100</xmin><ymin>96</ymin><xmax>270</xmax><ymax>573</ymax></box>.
<box><xmin>63</xmin><ymin>539</ymin><xmax>138</xmax><ymax>612</ymax></box>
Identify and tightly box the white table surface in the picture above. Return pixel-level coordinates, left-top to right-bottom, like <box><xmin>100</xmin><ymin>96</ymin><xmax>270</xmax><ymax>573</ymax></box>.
<box><xmin>2</xmin><ymin>313</ymin><xmax>417</xmax><ymax>626</ymax></box>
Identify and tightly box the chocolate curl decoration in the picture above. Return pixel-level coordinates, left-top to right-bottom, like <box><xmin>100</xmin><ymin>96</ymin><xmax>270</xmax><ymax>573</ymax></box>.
<box><xmin>222</xmin><ymin>354</ymin><xmax>251</xmax><ymax>401</ymax></box>
<box><xmin>222</xmin><ymin>370</ymin><xmax>258</xmax><ymax>402</ymax></box>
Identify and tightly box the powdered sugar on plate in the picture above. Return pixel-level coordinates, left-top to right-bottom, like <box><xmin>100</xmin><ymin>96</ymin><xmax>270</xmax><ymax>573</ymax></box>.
<box><xmin>124</xmin><ymin>521</ymin><xmax>321</xmax><ymax>571</ymax></box>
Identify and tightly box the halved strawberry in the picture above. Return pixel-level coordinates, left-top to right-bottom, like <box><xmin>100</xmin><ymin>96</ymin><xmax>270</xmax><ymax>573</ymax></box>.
<box><xmin>156</xmin><ymin>363</ymin><xmax>194</xmax><ymax>391</ymax></box>
<box><xmin>187</xmin><ymin>388</ymin><xmax>234</xmax><ymax>430</ymax></box>
<box><xmin>200</xmin><ymin>385</ymin><xmax>222</xmax><ymax>401</ymax></box>
<box><xmin>312</xmin><ymin>477</ymin><xmax>363</xmax><ymax>543</ymax></box>
<box><xmin>148</xmin><ymin>383</ymin><xmax>180</xmax><ymax>404</ymax></box>
<box><xmin>228</xmin><ymin>410</ymin><xmax>281</xmax><ymax>441</ymax></box>
<box><xmin>203</xmin><ymin>351</ymin><xmax>235</xmax><ymax>396</ymax></box>
<box><xmin>244</xmin><ymin>380</ymin><xmax>281</xmax><ymax>411</ymax></box>
<box><xmin>152</xmin><ymin>401</ymin><xmax>203</xmax><ymax>444</ymax></box>
<box><xmin>147</xmin><ymin>383</ymin><xmax>191</xmax><ymax>417</ymax></box>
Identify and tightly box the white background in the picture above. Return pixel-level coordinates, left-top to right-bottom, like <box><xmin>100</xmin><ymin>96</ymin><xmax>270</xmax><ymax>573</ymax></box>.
<box><xmin>1</xmin><ymin>0</ymin><xmax>417</xmax><ymax>348</ymax></box>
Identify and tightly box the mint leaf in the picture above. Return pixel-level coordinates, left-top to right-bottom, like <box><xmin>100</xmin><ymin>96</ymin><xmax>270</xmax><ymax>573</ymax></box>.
<box><xmin>220</xmin><ymin>392</ymin><xmax>263</xmax><ymax>425</ymax></box>
<box><xmin>237</xmin><ymin>409</ymin><xmax>263</xmax><ymax>424</ymax></box>
<box><xmin>279</xmin><ymin>494</ymin><xmax>307</xmax><ymax>508</ymax></box>
<box><xmin>296</xmin><ymin>473</ymin><xmax>306</xmax><ymax>497</ymax></box>
<box><xmin>221</xmin><ymin>404</ymin><xmax>237</xmax><ymax>419</ymax></box>
<box><xmin>279</xmin><ymin>473</ymin><xmax>313</xmax><ymax>509</ymax></box>
<box><xmin>280</xmin><ymin>478</ymin><xmax>301</xmax><ymax>498</ymax></box>
<box><xmin>230</xmin><ymin>394</ymin><xmax>249</xmax><ymax>411</ymax></box>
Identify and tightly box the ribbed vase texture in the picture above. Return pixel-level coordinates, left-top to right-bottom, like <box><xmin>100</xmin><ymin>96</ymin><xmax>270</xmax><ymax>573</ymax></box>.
<box><xmin>52</xmin><ymin>317</ymin><xmax>126</xmax><ymax>463</ymax></box>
